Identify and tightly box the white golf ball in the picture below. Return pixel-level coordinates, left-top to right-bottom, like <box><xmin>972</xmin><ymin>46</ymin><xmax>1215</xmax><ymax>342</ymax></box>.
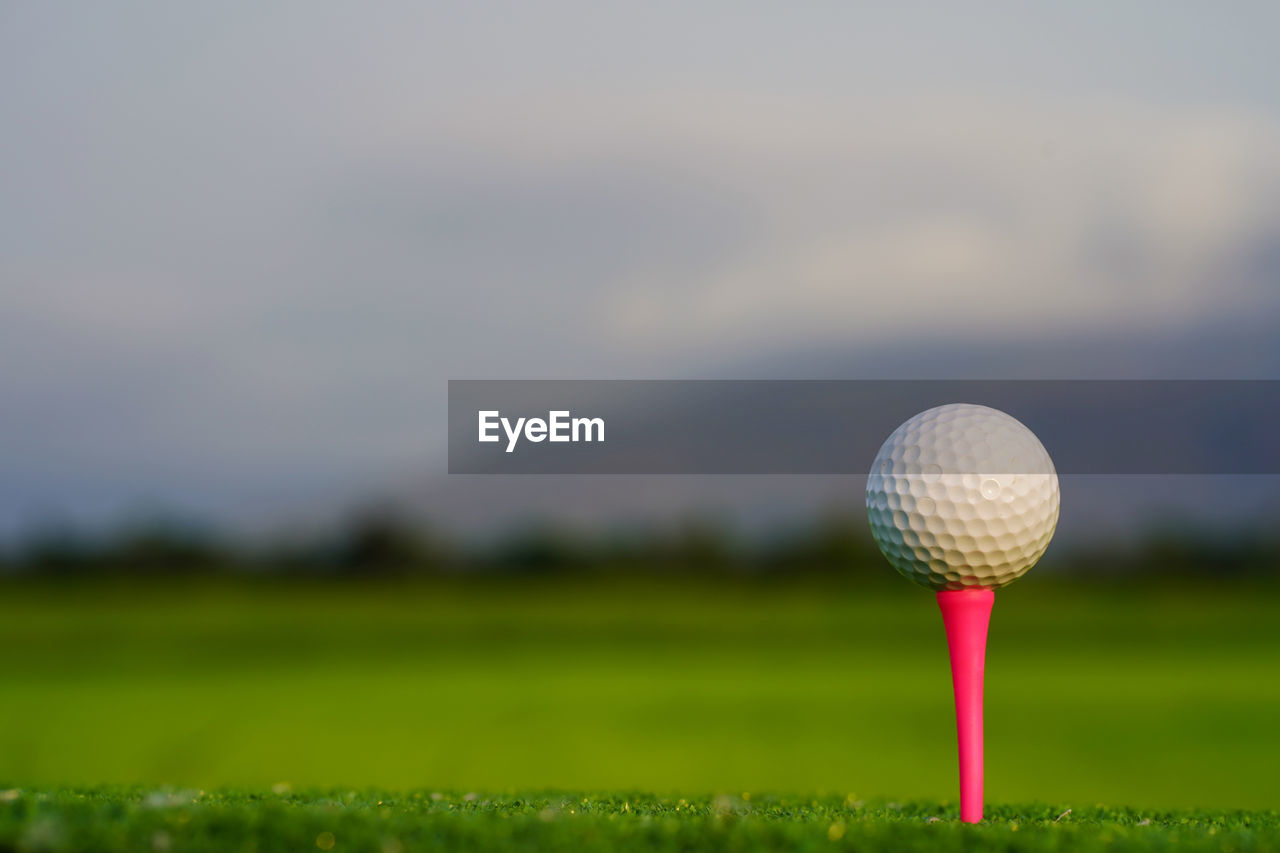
<box><xmin>866</xmin><ymin>403</ymin><xmax>1059</xmax><ymax>590</ymax></box>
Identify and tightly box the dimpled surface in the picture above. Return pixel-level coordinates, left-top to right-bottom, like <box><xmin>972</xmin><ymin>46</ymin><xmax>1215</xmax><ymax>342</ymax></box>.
<box><xmin>866</xmin><ymin>404</ymin><xmax>1059</xmax><ymax>591</ymax></box>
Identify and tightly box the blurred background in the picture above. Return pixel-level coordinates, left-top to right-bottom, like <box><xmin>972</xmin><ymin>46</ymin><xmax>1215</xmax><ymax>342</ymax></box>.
<box><xmin>1</xmin><ymin>2</ymin><xmax>1278</xmax><ymax>809</ymax></box>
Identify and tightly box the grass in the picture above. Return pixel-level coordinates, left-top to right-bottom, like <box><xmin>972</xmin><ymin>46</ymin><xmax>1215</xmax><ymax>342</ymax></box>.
<box><xmin>0</xmin><ymin>574</ymin><xmax>1278</xmax><ymax>813</ymax></box>
<box><xmin>1</xmin><ymin>787</ymin><xmax>1278</xmax><ymax>852</ymax></box>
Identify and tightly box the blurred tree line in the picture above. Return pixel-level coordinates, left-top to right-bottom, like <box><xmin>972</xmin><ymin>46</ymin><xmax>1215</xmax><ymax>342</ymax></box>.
<box><xmin>0</xmin><ymin>510</ymin><xmax>1275</xmax><ymax>579</ymax></box>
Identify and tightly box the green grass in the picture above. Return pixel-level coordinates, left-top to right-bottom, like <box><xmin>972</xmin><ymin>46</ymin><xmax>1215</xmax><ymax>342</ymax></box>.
<box><xmin>1</xmin><ymin>788</ymin><xmax>1277</xmax><ymax>852</ymax></box>
<box><xmin>0</xmin><ymin>575</ymin><xmax>1278</xmax><ymax>812</ymax></box>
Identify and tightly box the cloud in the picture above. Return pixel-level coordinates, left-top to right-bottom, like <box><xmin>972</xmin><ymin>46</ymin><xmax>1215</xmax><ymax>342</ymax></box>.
<box><xmin>2</xmin><ymin>3</ymin><xmax>1279</xmax><ymax>530</ymax></box>
<box><xmin>453</xmin><ymin>96</ymin><xmax>1280</xmax><ymax>359</ymax></box>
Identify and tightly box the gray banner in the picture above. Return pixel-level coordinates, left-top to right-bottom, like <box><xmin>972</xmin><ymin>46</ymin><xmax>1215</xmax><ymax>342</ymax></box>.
<box><xmin>448</xmin><ymin>380</ymin><xmax>1280</xmax><ymax>475</ymax></box>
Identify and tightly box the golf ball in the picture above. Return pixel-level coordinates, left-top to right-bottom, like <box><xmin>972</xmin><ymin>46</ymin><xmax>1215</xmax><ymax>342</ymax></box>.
<box><xmin>866</xmin><ymin>403</ymin><xmax>1059</xmax><ymax>590</ymax></box>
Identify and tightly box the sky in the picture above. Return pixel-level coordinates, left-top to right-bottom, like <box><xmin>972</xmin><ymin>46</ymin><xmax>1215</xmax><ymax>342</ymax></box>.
<box><xmin>2</xmin><ymin>3</ymin><xmax>1278</xmax><ymax>537</ymax></box>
